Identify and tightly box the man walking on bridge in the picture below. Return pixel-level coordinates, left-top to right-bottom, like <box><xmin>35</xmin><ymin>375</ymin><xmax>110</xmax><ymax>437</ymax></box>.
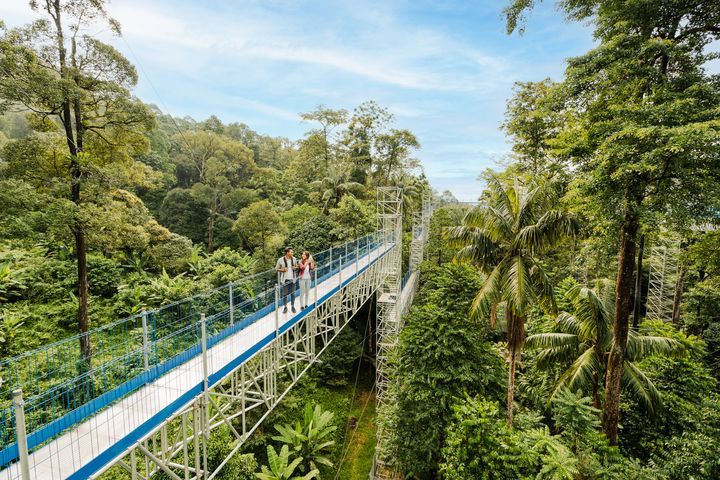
<box><xmin>276</xmin><ymin>247</ymin><xmax>298</xmax><ymax>314</ymax></box>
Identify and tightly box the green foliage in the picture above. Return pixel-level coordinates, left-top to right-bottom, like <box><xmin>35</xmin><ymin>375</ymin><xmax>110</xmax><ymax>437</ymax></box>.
<box><xmin>425</xmin><ymin>206</ymin><xmax>464</xmax><ymax>266</ymax></box>
<box><xmin>441</xmin><ymin>391</ymin><xmax>649</xmax><ymax>480</ymax></box>
<box><xmin>328</xmin><ymin>196</ymin><xmax>375</xmax><ymax>242</ymax></box>
<box><xmin>87</xmin><ymin>255</ymin><xmax>124</xmax><ymax>298</ymax></box>
<box><xmin>195</xmin><ymin>247</ymin><xmax>255</xmax><ymax>287</ymax></box>
<box><xmin>620</xmin><ymin>321</ymin><xmax>720</xmax><ymax>476</ymax></box>
<box><xmin>234</xmin><ymin>200</ymin><xmax>286</xmax><ymax>252</ymax></box>
<box><xmin>503</xmin><ymin>78</ymin><xmax>565</xmax><ymax>176</ymax></box>
<box><xmin>311</xmin><ymin>324</ymin><xmax>364</xmax><ymax>387</ymax></box>
<box><xmin>256</xmin><ymin>445</ymin><xmax>318</xmax><ymax>480</ymax></box>
<box><xmin>0</xmin><ymin>258</ymin><xmax>28</xmax><ymax>302</ymax></box>
<box><xmin>281</xmin><ymin>205</ymin><xmax>321</xmax><ymax>233</ymax></box>
<box><xmin>205</xmin><ymin>426</ymin><xmax>258</xmax><ymax>480</ymax></box>
<box><xmin>451</xmin><ymin>174</ymin><xmax>578</xmax><ymax>424</ymax></box>
<box><xmin>158</xmin><ymin>188</ymin><xmax>209</xmax><ymax>245</ymax></box>
<box><xmin>440</xmin><ymin>396</ymin><xmax>533</xmax><ymax>480</ymax></box>
<box><xmin>525</xmin><ymin>281</ymin><xmax>685</xmax><ymax>413</ymax></box>
<box><xmin>272</xmin><ymin>403</ymin><xmax>337</xmax><ymax>475</ymax></box>
<box><xmin>286</xmin><ymin>216</ymin><xmax>337</xmax><ymax>254</ymax></box>
<box><xmin>381</xmin><ymin>303</ymin><xmax>505</xmax><ymax>478</ymax></box>
<box><xmin>414</xmin><ymin>261</ymin><xmax>484</xmax><ymax>317</ymax></box>
<box><xmin>0</xmin><ymin>310</ymin><xmax>24</xmax><ymax>357</ymax></box>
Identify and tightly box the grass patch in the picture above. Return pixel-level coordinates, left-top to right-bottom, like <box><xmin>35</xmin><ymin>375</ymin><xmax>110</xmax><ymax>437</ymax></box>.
<box><xmin>335</xmin><ymin>387</ymin><xmax>377</xmax><ymax>480</ymax></box>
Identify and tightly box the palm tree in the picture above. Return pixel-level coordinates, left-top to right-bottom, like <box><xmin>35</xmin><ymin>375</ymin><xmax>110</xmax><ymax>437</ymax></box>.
<box><xmin>310</xmin><ymin>163</ymin><xmax>363</xmax><ymax>212</ymax></box>
<box><xmin>451</xmin><ymin>175</ymin><xmax>577</xmax><ymax>425</ymax></box>
<box><xmin>390</xmin><ymin>172</ymin><xmax>425</xmax><ymax>215</ymax></box>
<box><xmin>525</xmin><ymin>280</ymin><xmax>685</xmax><ymax>414</ymax></box>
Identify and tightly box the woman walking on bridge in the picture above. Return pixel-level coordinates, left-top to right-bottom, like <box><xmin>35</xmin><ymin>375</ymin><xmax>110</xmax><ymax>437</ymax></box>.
<box><xmin>298</xmin><ymin>251</ymin><xmax>315</xmax><ymax>309</ymax></box>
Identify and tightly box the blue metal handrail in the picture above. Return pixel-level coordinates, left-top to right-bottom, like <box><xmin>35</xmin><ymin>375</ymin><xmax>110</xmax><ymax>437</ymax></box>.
<box><xmin>0</xmin><ymin>233</ymin><xmax>384</xmax><ymax>466</ymax></box>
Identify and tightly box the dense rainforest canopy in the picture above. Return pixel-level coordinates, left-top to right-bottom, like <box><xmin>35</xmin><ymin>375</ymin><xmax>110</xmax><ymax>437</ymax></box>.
<box><xmin>2</xmin><ymin>0</ymin><xmax>720</xmax><ymax>479</ymax></box>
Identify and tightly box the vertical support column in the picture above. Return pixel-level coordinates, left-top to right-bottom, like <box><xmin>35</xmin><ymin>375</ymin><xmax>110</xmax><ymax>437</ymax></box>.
<box><xmin>13</xmin><ymin>389</ymin><xmax>30</xmax><ymax>480</ymax></box>
<box><xmin>372</xmin><ymin>187</ymin><xmax>404</xmax><ymax>479</ymax></box>
<box><xmin>339</xmin><ymin>248</ymin><xmax>343</xmax><ymax>288</ymax></box>
<box><xmin>181</xmin><ymin>413</ymin><xmax>190</xmax><ymax>480</ymax></box>
<box><xmin>200</xmin><ymin>313</ymin><xmax>209</xmax><ymax>480</ymax></box>
<box><xmin>375</xmin><ymin>187</ymin><xmax>403</xmax><ymax>405</ymax></box>
<box><xmin>193</xmin><ymin>402</ymin><xmax>201</xmax><ymax>480</ymax></box>
<box><xmin>141</xmin><ymin>308</ymin><xmax>150</xmax><ymax>371</ymax></box>
<box><xmin>229</xmin><ymin>283</ymin><xmax>235</xmax><ymax>326</ymax></box>
<box><xmin>313</xmin><ymin>265</ymin><xmax>318</xmax><ymax>308</ymax></box>
<box><xmin>274</xmin><ymin>285</ymin><xmax>280</xmax><ymax>338</ymax></box>
<box><xmin>130</xmin><ymin>448</ymin><xmax>138</xmax><ymax>480</ymax></box>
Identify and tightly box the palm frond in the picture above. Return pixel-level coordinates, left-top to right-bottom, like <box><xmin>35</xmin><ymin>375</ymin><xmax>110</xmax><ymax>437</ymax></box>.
<box><xmin>626</xmin><ymin>332</ymin><xmax>686</xmax><ymax>362</ymax></box>
<box><xmin>504</xmin><ymin>255</ymin><xmax>533</xmax><ymax>316</ymax></box>
<box><xmin>526</xmin><ymin>332</ymin><xmax>580</xmax><ymax>350</ymax></box>
<box><xmin>470</xmin><ymin>260</ymin><xmax>506</xmax><ymax>321</ymax></box>
<box><xmin>535</xmin><ymin>344</ymin><xmax>584</xmax><ymax>369</ymax></box>
<box><xmin>621</xmin><ymin>360</ymin><xmax>662</xmax><ymax>416</ymax></box>
<box><xmin>449</xmin><ymin>226</ymin><xmax>501</xmax><ymax>268</ymax></box>
<box><xmin>550</xmin><ymin>347</ymin><xmax>599</xmax><ymax>401</ymax></box>
<box><xmin>554</xmin><ymin>312</ymin><xmax>582</xmax><ymax>336</ymax></box>
<box><xmin>529</xmin><ymin>259</ymin><xmax>556</xmax><ymax>313</ymax></box>
<box><xmin>516</xmin><ymin>209</ymin><xmax>577</xmax><ymax>254</ymax></box>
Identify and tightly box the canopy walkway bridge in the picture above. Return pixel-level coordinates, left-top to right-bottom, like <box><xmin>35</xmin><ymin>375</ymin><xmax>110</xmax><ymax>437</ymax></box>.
<box><xmin>0</xmin><ymin>188</ymin><xmax>431</xmax><ymax>480</ymax></box>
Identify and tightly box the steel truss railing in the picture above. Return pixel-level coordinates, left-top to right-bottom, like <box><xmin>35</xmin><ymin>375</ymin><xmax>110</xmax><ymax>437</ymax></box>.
<box><xmin>1</xmin><ymin>233</ymin><xmax>390</xmax><ymax>479</ymax></box>
<box><xmin>84</xmin><ymin>243</ymin><xmax>396</xmax><ymax>480</ymax></box>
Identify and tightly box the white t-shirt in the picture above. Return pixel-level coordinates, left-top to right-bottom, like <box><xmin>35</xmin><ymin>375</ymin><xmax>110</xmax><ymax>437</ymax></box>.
<box><xmin>276</xmin><ymin>256</ymin><xmax>296</xmax><ymax>283</ymax></box>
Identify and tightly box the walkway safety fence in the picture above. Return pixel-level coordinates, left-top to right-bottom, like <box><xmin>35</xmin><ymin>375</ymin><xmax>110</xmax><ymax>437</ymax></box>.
<box><xmin>0</xmin><ymin>233</ymin><xmax>381</xmax><ymax>469</ymax></box>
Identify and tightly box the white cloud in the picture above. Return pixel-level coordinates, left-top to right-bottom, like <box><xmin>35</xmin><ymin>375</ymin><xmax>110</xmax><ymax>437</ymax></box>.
<box><xmin>102</xmin><ymin>0</ymin><xmax>510</xmax><ymax>92</ymax></box>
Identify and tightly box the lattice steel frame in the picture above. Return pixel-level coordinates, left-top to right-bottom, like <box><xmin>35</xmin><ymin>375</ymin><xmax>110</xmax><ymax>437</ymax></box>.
<box><xmin>646</xmin><ymin>245</ymin><xmax>678</xmax><ymax>322</ymax></box>
<box><xmin>371</xmin><ymin>194</ymin><xmax>433</xmax><ymax>480</ymax></box>
<box><xmin>375</xmin><ymin>187</ymin><xmax>403</xmax><ymax>406</ymax></box>
<box><xmin>91</xmin><ymin>251</ymin><xmax>393</xmax><ymax>480</ymax></box>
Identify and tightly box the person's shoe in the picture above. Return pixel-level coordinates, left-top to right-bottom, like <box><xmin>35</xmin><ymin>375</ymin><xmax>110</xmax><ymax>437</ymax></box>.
<box><xmin>283</xmin><ymin>306</ymin><xmax>288</xmax><ymax>314</ymax></box>
<box><xmin>291</xmin><ymin>306</ymin><xmax>297</xmax><ymax>314</ymax></box>
<box><xmin>301</xmin><ymin>305</ymin><xmax>306</xmax><ymax>310</ymax></box>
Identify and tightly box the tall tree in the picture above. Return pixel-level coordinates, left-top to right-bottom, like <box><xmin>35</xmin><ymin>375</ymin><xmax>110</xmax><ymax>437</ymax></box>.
<box><xmin>502</xmin><ymin>79</ymin><xmax>564</xmax><ymax>176</ymax></box>
<box><xmin>310</xmin><ymin>163</ymin><xmax>363</xmax><ymax>212</ymax></box>
<box><xmin>343</xmin><ymin>100</ymin><xmax>392</xmax><ymax>184</ymax></box>
<box><xmin>0</xmin><ymin>0</ymin><xmax>154</xmax><ymax>362</ymax></box>
<box><xmin>374</xmin><ymin>128</ymin><xmax>420</xmax><ymax>183</ymax></box>
<box><xmin>505</xmin><ymin>0</ymin><xmax>720</xmax><ymax>443</ymax></box>
<box><xmin>299</xmin><ymin>105</ymin><xmax>347</xmax><ymax>170</ymax></box>
<box><xmin>451</xmin><ymin>176</ymin><xmax>577</xmax><ymax>425</ymax></box>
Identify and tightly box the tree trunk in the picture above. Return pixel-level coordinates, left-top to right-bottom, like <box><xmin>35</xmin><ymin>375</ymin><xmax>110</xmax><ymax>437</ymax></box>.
<box><xmin>208</xmin><ymin>199</ymin><xmax>217</xmax><ymax>253</ymax></box>
<box><xmin>505</xmin><ymin>311</ymin><xmax>524</xmax><ymax>426</ymax></box>
<box><xmin>50</xmin><ymin>0</ymin><xmax>92</xmax><ymax>364</ymax></box>
<box><xmin>632</xmin><ymin>234</ymin><xmax>645</xmax><ymax>330</ymax></box>
<box><xmin>602</xmin><ymin>210</ymin><xmax>639</xmax><ymax>444</ymax></box>
<box><xmin>506</xmin><ymin>347</ymin><xmax>517</xmax><ymax>426</ymax></box>
<box><xmin>672</xmin><ymin>262</ymin><xmax>687</xmax><ymax>324</ymax></box>
<box><xmin>75</xmin><ymin>228</ymin><xmax>91</xmax><ymax>361</ymax></box>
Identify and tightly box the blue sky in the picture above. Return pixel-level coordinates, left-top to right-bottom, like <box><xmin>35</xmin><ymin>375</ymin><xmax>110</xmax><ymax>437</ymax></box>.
<box><xmin>2</xmin><ymin>0</ymin><xmax>598</xmax><ymax>200</ymax></box>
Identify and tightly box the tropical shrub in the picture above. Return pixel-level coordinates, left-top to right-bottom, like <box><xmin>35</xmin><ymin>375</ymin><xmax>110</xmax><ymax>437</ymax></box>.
<box><xmin>273</xmin><ymin>403</ymin><xmax>337</xmax><ymax>475</ymax></box>
<box><xmin>256</xmin><ymin>445</ymin><xmax>318</xmax><ymax>480</ymax></box>
<box><xmin>380</xmin><ymin>304</ymin><xmax>505</xmax><ymax>479</ymax></box>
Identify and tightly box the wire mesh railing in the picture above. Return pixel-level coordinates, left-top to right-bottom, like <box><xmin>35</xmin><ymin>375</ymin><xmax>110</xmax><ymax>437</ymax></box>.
<box><xmin>0</xmin><ymin>233</ymin><xmax>384</xmax><ymax>467</ymax></box>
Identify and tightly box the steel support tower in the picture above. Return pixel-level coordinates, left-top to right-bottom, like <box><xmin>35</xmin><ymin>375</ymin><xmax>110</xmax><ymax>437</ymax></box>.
<box><xmin>375</xmin><ymin>187</ymin><xmax>403</xmax><ymax>405</ymax></box>
<box><xmin>646</xmin><ymin>245</ymin><xmax>679</xmax><ymax>322</ymax></box>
